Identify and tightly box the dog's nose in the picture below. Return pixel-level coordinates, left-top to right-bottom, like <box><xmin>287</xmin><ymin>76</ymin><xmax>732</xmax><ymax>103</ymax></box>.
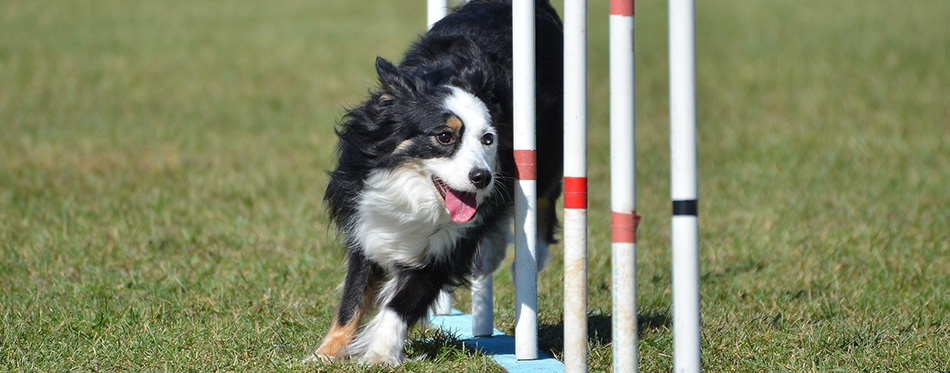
<box><xmin>468</xmin><ymin>168</ymin><xmax>492</xmax><ymax>189</ymax></box>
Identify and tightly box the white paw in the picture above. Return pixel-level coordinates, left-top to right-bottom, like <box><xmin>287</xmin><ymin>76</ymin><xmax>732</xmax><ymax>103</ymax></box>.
<box><xmin>362</xmin><ymin>349</ymin><xmax>403</xmax><ymax>366</ymax></box>
<box><xmin>354</xmin><ymin>309</ymin><xmax>408</xmax><ymax>366</ymax></box>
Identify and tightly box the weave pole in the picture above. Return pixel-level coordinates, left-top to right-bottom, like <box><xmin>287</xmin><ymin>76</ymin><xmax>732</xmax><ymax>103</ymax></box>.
<box><xmin>513</xmin><ymin>0</ymin><xmax>539</xmax><ymax>361</ymax></box>
<box><xmin>429</xmin><ymin>0</ymin><xmax>455</xmax><ymax>317</ymax></box>
<box><xmin>562</xmin><ymin>0</ymin><xmax>588</xmax><ymax>370</ymax></box>
<box><xmin>609</xmin><ymin>0</ymin><xmax>639</xmax><ymax>372</ymax></box>
<box><xmin>427</xmin><ymin>0</ymin><xmax>448</xmax><ymax>29</ymax></box>
<box><xmin>668</xmin><ymin>0</ymin><xmax>701</xmax><ymax>371</ymax></box>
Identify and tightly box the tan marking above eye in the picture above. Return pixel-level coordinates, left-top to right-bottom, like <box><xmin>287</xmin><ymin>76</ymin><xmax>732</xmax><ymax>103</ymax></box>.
<box><xmin>446</xmin><ymin>115</ymin><xmax>463</xmax><ymax>132</ymax></box>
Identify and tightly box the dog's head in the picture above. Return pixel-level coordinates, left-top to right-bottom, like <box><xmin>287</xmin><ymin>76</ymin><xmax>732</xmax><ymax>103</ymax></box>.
<box><xmin>343</xmin><ymin>56</ymin><xmax>502</xmax><ymax>224</ymax></box>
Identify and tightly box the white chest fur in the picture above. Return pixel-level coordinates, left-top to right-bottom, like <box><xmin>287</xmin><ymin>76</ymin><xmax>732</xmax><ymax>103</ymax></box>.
<box><xmin>351</xmin><ymin>166</ymin><xmax>477</xmax><ymax>269</ymax></box>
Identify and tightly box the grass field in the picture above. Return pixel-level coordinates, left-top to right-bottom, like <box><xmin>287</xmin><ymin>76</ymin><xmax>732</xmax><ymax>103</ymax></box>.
<box><xmin>2</xmin><ymin>0</ymin><xmax>949</xmax><ymax>371</ymax></box>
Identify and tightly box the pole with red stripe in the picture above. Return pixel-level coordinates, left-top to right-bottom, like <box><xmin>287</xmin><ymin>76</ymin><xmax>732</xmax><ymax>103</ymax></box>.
<box><xmin>513</xmin><ymin>0</ymin><xmax>538</xmax><ymax>360</ymax></box>
<box><xmin>610</xmin><ymin>0</ymin><xmax>640</xmax><ymax>371</ymax></box>
<box><xmin>563</xmin><ymin>0</ymin><xmax>588</xmax><ymax>370</ymax></box>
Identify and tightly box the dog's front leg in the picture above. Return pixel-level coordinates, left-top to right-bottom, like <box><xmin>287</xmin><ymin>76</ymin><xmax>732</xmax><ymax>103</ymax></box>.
<box><xmin>306</xmin><ymin>249</ymin><xmax>382</xmax><ymax>362</ymax></box>
<box><xmin>358</xmin><ymin>268</ymin><xmax>443</xmax><ymax>365</ymax></box>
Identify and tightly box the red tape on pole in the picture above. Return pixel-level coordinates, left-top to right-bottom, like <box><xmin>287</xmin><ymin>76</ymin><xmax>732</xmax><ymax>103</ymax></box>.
<box><xmin>563</xmin><ymin>177</ymin><xmax>587</xmax><ymax>209</ymax></box>
<box><xmin>514</xmin><ymin>150</ymin><xmax>537</xmax><ymax>180</ymax></box>
<box><xmin>611</xmin><ymin>211</ymin><xmax>641</xmax><ymax>243</ymax></box>
<box><xmin>610</xmin><ymin>0</ymin><xmax>634</xmax><ymax>16</ymax></box>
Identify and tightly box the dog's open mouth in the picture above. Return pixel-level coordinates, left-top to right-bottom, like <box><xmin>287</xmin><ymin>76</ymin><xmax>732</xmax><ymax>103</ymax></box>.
<box><xmin>432</xmin><ymin>177</ymin><xmax>477</xmax><ymax>223</ymax></box>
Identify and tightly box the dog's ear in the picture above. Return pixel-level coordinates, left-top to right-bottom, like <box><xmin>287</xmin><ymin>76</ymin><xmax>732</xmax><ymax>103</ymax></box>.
<box><xmin>375</xmin><ymin>57</ymin><xmax>412</xmax><ymax>97</ymax></box>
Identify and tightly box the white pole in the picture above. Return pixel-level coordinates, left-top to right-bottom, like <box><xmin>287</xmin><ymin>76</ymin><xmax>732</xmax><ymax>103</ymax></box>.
<box><xmin>513</xmin><ymin>0</ymin><xmax>538</xmax><ymax>361</ymax></box>
<box><xmin>434</xmin><ymin>290</ymin><xmax>452</xmax><ymax>315</ymax></box>
<box><xmin>609</xmin><ymin>0</ymin><xmax>639</xmax><ymax>372</ymax></box>
<box><xmin>427</xmin><ymin>0</ymin><xmax>448</xmax><ymax>29</ymax></box>
<box><xmin>563</xmin><ymin>0</ymin><xmax>588</xmax><ymax>370</ymax></box>
<box><xmin>669</xmin><ymin>0</ymin><xmax>701</xmax><ymax>371</ymax></box>
<box><xmin>430</xmin><ymin>0</ymin><xmax>454</xmax><ymax>316</ymax></box>
<box><xmin>471</xmin><ymin>274</ymin><xmax>494</xmax><ymax>336</ymax></box>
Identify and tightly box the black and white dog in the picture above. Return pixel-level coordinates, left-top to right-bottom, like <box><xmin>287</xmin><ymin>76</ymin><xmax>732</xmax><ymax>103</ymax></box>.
<box><xmin>307</xmin><ymin>0</ymin><xmax>563</xmax><ymax>365</ymax></box>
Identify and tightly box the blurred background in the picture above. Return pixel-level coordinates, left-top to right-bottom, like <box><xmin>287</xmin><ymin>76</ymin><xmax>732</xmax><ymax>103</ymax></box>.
<box><xmin>1</xmin><ymin>0</ymin><xmax>948</xmax><ymax>370</ymax></box>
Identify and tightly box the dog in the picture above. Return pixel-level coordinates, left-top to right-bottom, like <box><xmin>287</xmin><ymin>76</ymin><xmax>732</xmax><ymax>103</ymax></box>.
<box><xmin>306</xmin><ymin>0</ymin><xmax>563</xmax><ymax>365</ymax></box>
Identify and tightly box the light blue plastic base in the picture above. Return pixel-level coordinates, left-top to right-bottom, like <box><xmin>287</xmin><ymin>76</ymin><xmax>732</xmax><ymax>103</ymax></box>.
<box><xmin>429</xmin><ymin>309</ymin><xmax>565</xmax><ymax>372</ymax></box>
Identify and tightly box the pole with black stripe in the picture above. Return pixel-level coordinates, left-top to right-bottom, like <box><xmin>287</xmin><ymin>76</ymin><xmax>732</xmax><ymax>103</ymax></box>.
<box><xmin>669</xmin><ymin>0</ymin><xmax>701</xmax><ymax>370</ymax></box>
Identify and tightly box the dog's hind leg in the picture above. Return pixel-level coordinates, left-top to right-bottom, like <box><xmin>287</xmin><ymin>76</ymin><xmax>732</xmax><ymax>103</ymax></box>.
<box><xmin>471</xmin><ymin>223</ymin><xmax>510</xmax><ymax>336</ymax></box>
<box><xmin>507</xmin><ymin>194</ymin><xmax>560</xmax><ymax>281</ymax></box>
<box><xmin>305</xmin><ymin>249</ymin><xmax>382</xmax><ymax>362</ymax></box>
<box><xmin>474</xmin><ymin>215</ymin><xmax>513</xmax><ymax>276</ymax></box>
<box><xmin>535</xmin><ymin>195</ymin><xmax>560</xmax><ymax>271</ymax></box>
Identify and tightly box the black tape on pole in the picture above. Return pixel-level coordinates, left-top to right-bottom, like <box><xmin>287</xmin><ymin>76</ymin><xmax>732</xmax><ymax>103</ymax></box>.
<box><xmin>672</xmin><ymin>199</ymin><xmax>698</xmax><ymax>216</ymax></box>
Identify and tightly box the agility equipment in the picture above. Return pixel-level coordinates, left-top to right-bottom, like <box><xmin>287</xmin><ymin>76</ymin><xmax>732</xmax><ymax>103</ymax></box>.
<box><xmin>426</xmin><ymin>0</ymin><xmax>701</xmax><ymax>371</ymax></box>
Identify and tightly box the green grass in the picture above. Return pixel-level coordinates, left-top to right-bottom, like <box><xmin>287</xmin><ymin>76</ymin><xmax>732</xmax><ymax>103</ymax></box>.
<box><xmin>2</xmin><ymin>0</ymin><xmax>948</xmax><ymax>371</ymax></box>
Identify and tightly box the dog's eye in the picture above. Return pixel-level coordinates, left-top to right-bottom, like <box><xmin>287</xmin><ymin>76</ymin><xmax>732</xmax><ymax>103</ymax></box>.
<box><xmin>481</xmin><ymin>133</ymin><xmax>494</xmax><ymax>146</ymax></box>
<box><xmin>436</xmin><ymin>132</ymin><xmax>455</xmax><ymax>145</ymax></box>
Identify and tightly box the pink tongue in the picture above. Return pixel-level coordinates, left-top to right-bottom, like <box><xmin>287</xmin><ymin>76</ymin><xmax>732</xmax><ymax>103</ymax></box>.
<box><xmin>445</xmin><ymin>188</ymin><xmax>477</xmax><ymax>223</ymax></box>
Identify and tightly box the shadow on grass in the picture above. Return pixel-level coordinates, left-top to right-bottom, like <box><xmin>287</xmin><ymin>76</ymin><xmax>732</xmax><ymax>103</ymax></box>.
<box><xmin>404</xmin><ymin>328</ymin><xmax>484</xmax><ymax>361</ymax></box>
<box><xmin>539</xmin><ymin>310</ymin><xmax>671</xmax><ymax>358</ymax></box>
